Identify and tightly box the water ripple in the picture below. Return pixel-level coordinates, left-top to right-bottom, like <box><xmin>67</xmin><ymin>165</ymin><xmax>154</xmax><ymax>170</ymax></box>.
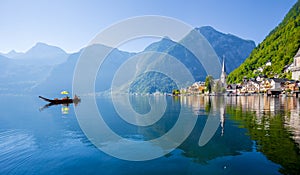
<box><xmin>0</xmin><ymin>129</ymin><xmax>37</xmax><ymax>174</ymax></box>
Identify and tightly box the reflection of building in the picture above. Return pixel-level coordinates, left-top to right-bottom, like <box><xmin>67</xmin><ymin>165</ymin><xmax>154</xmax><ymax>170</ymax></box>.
<box><xmin>285</xmin><ymin>98</ymin><xmax>300</xmax><ymax>146</ymax></box>
<box><xmin>180</xmin><ymin>96</ymin><xmax>208</xmax><ymax>115</ymax></box>
<box><xmin>220</xmin><ymin>101</ymin><xmax>225</xmax><ymax>136</ymax></box>
<box><xmin>291</xmin><ymin>48</ymin><xmax>300</xmax><ymax>80</ymax></box>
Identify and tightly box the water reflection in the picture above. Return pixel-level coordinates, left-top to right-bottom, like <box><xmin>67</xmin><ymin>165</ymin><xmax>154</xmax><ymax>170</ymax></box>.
<box><xmin>38</xmin><ymin>94</ymin><xmax>300</xmax><ymax>174</ymax></box>
<box><xmin>177</xmin><ymin>95</ymin><xmax>300</xmax><ymax>174</ymax></box>
<box><xmin>225</xmin><ymin>96</ymin><xmax>300</xmax><ymax>175</ymax></box>
<box><xmin>39</xmin><ymin>97</ymin><xmax>80</xmax><ymax>115</ymax></box>
<box><xmin>178</xmin><ymin>96</ymin><xmax>253</xmax><ymax>163</ymax></box>
<box><xmin>226</xmin><ymin>96</ymin><xmax>300</xmax><ymax>146</ymax></box>
<box><xmin>1</xmin><ymin>94</ymin><xmax>300</xmax><ymax>174</ymax></box>
<box><xmin>180</xmin><ymin>96</ymin><xmax>226</xmax><ymax>136</ymax></box>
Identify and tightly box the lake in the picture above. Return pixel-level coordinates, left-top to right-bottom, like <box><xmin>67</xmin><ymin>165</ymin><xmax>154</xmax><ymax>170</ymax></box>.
<box><xmin>0</xmin><ymin>94</ymin><xmax>299</xmax><ymax>174</ymax></box>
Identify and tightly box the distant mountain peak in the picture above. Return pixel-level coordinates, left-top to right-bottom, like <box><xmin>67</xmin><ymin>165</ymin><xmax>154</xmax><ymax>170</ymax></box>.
<box><xmin>196</xmin><ymin>26</ymin><xmax>220</xmax><ymax>34</ymax></box>
<box><xmin>28</xmin><ymin>42</ymin><xmax>66</xmax><ymax>53</ymax></box>
<box><xmin>197</xmin><ymin>26</ymin><xmax>255</xmax><ymax>43</ymax></box>
<box><xmin>8</xmin><ymin>49</ymin><xmax>18</xmax><ymax>54</ymax></box>
<box><xmin>1</xmin><ymin>49</ymin><xmax>23</xmax><ymax>58</ymax></box>
<box><xmin>13</xmin><ymin>42</ymin><xmax>69</xmax><ymax>65</ymax></box>
<box><xmin>35</xmin><ymin>42</ymin><xmax>48</xmax><ymax>46</ymax></box>
<box><xmin>197</xmin><ymin>25</ymin><xmax>216</xmax><ymax>31</ymax></box>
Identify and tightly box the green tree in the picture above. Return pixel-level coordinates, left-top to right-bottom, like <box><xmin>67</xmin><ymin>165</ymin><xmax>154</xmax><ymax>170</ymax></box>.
<box><xmin>227</xmin><ymin>1</ymin><xmax>300</xmax><ymax>83</ymax></box>
<box><xmin>205</xmin><ymin>75</ymin><xmax>213</xmax><ymax>93</ymax></box>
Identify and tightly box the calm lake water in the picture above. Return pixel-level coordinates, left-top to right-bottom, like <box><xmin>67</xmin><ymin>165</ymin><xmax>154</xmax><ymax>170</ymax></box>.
<box><xmin>0</xmin><ymin>94</ymin><xmax>300</xmax><ymax>174</ymax></box>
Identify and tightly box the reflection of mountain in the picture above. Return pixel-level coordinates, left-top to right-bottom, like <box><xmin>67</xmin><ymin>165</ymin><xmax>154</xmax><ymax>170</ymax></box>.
<box><xmin>131</xmin><ymin>96</ymin><xmax>253</xmax><ymax>163</ymax></box>
<box><xmin>227</xmin><ymin>96</ymin><xmax>300</xmax><ymax>175</ymax></box>
<box><xmin>178</xmin><ymin>96</ymin><xmax>253</xmax><ymax>163</ymax></box>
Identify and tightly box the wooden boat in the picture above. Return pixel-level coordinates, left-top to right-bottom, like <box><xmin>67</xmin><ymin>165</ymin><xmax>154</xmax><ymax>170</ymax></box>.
<box><xmin>39</xmin><ymin>95</ymin><xmax>80</xmax><ymax>104</ymax></box>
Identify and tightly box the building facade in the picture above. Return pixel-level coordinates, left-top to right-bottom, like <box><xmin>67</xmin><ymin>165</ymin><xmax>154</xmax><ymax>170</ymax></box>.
<box><xmin>291</xmin><ymin>48</ymin><xmax>300</xmax><ymax>80</ymax></box>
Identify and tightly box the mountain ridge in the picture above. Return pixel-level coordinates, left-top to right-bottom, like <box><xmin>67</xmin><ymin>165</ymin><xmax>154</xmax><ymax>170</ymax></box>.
<box><xmin>129</xmin><ymin>26</ymin><xmax>255</xmax><ymax>93</ymax></box>
<box><xmin>1</xmin><ymin>50</ymin><xmax>24</xmax><ymax>58</ymax></box>
<box><xmin>197</xmin><ymin>26</ymin><xmax>256</xmax><ymax>74</ymax></box>
<box><xmin>0</xmin><ymin>26</ymin><xmax>256</xmax><ymax>94</ymax></box>
<box><xmin>1</xmin><ymin>42</ymin><xmax>69</xmax><ymax>65</ymax></box>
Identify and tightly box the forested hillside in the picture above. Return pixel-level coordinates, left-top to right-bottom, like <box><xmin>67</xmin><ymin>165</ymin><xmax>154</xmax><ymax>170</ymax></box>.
<box><xmin>227</xmin><ymin>0</ymin><xmax>300</xmax><ymax>83</ymax></box>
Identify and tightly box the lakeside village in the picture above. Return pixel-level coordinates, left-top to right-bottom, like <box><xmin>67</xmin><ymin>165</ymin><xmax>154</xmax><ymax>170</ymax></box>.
<box><xmin>175</xmin><ymin>48</ymin><xmax>300</xmax><ymax>97</ymax></box>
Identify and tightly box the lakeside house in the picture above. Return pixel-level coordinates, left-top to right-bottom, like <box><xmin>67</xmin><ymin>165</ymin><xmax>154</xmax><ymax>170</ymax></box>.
<box><xmin>182</xmin><ymin>81</ymin><xmax>206</xmax><ymax>94</ymax></box>
<box><xmin>182</xmin><ymin>57</ymin><xmax>227</xmax><ymax>95</ymax></box>
<box><xmin>291</xmin><ymin>48</ymin><xmax>300</xmax><ymax>80</ymax></box>
<box><xmin>227</xmin><ymin>77</ymin><xmax>298</xmax><ymax>95</ymax></box>
<box><xmin>240</xmin><ymin>79</ymin><xmax>260</xmax><ymax>93</ymax></box>
<box><xmin>182</xmin><ymin>48</ymin><xmax>300</xmax><ymax>96</ymax></box>
<box><xmin>183</xmin><ymin>77</ymin><xmax>298</xmax><ymax>96</ymax></box>
<box><xmin>227</xmin><ymin>47</ymin><xmax>300</xmax><ymax>96</ymax></box>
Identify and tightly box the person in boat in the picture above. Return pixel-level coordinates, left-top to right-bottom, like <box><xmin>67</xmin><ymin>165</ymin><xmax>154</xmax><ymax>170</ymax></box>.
<box><xmin>62</xmin><ymin>96</ymin><xmax>70</xmax><ymax>100</ymax></box>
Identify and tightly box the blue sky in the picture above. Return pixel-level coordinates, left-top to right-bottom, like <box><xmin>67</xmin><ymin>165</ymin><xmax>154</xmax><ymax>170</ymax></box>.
<box><xmin>0</xmin><ymin>0</ymin><xmax>297</xmax><ymax>53</ymax></box>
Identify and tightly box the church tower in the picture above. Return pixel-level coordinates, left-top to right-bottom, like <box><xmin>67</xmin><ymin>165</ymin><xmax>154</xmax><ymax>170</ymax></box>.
<box><xmin>220</xmin><ymin>56</ymin><xmax>227</xmax><ymax>87</ymax></box>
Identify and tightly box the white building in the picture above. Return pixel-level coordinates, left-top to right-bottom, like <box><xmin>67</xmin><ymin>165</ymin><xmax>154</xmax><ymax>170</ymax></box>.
<box><xmin>270</xmin><ymin>78</ymin><xmax>286</xmax><ymax>90</ymax></box>
<box><xmin>291</xmin><ymin>48</ymin><xmax>300</xmax><ymax>80</ymax></box>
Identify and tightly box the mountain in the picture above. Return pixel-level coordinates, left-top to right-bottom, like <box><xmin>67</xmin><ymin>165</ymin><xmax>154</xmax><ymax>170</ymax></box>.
<box><xmin>197</xmin><ymin>26</ymin><xmax>256</xmax><ymax>74</ymax></box>
<box><xmin>0</xmin><ymin>43</ymin><xmax>69</xmax><ymax>94</ymax></box>
<box><xmin>14</xmin><ymin>42</ymin><xmax>69</xmax><ymax>65</ymax></box>
<box><xmin>130</xmin><ymin>72</ymin><xmax>178</xmax><ymax>94</ymax></box>
<box><xmin>130</xmin><ymin>27</ymin><xmax>255</xmax><ymax>94</ymax></box>
<box><xmin>0</xmin><ymin>55</ymin><xmax>11</xmax><ymax>81</ymax></box>
<box><xmin>32</xmin><ymin>51</ymin><xmax>80</xmax><ymax>95</ymax></box>
<box><xmin>227</xmin><ymin>1</ymin><xmax>300</xmax><ymax>83</ymax></box>
<box><xmin>1</xmin><ymin>50</ymin><xmax>23</xmax><ymax>58</ymax></box>
<box><xmin>0</xmin><ymin>54</ymin><xmax>53</xmax><ymax>93</ymax></box>
<box><xmin>129</xmin><ymin>37</ymin><xmax>208</xmax><ymax>94</ymax></box>
<box><xmin>0</xmin><ymin>26</ymin><xmax>256</xmax><ymax>94</ymax></box>
<box><xmin>33</xmin><ymin>44</ymin><xmax>134</xmax><ymax>95</ymax></box>
<box><xmin>144</xmin><ymin>37</ymin><xmax>207</xmax><ymax>80</ymax></box>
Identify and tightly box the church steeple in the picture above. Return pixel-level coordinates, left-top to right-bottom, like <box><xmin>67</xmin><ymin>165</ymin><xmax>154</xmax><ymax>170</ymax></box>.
<box><xmin>222</xmin><ymin>56</ymin><xmax>226</xmax><ymax>73</ymax></box>
<box><xmin>220</xmin><ymin>56</ymin><xmax>227</xmax><ymax>87</ymax></box>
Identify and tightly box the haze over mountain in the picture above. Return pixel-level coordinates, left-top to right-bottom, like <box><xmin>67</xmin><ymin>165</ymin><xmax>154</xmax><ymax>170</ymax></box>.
<box><xmin>15</xmin><ymin>42</ymin><xmax>69</xmax><ymax>65</ymax></box>
<box><xmin>0</xmin><ymin>43</ymin><xmax>70</xmax><ymax>93</ymax></box>
<box><xmin>0</xmin><ymin>54</ymin><xmax>54</xmax><ymax>93</ymax></box>
<box><xmin>34</xmin><ymin>44</ymin><xmax>134</xmax><ymax>94</ymax></box>
<box><xmin>0</xmin><ymin>26</ymin><xmax>255</xmax><ymax>94</ymax></box>
<box><xmin>1</xmin><ymin>50</ymin><xmax>23</xmax><ymax>58</ymax></box>
<box><xmin>1</xmin><ymin>42</ymin><xmax>69</xmax><ymax>66</ymax></box>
